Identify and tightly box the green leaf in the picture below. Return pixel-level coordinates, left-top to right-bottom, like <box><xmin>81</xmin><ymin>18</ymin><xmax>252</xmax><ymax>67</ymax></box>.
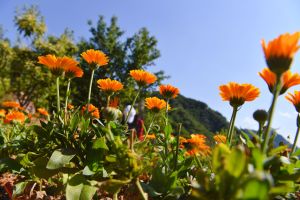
<box><xmin>0</xmin><ymin>158</ymin><xmax>22</xmax><ymax>172</ymax></box>
<box><xmin>46</xmin><ymin>149</ymin><xmax>75</xmax><ymax>170</ymax></box>
<box><xmin>291</xmin><ymin>148</ymin><xmax>300</xmax><ymax>157</ymax></box>
<box><xmin>101</xmin><ymin>179</ymin><xmax>131</xmax><ymax>194</ymax></box>
<box><xmin>164</xmin><ymin>124</ymin><xmax>173</xmax><ymax>138</ymax></box>
<box><xmin>225</xmin><ymin>148</ymin><xmax>246</xmax><ymax>177</ymax></box>
<box><xmin>66</xmin><ymin>174</ymin><xmax>97</xmax><ymax>200</ymax></box>
<box><xmin>20</xmin><ymin>152</ymin><xmax>38</xmax><ymax>167</ymax></box>
<box><xmin>31</xmin><ymin>157</ymin><xmax>59</xmax><ymax>179</ymax></box>
<box><xmin>92</xmin><ymin>137</ymin><xmax>109</xmax><ymax>150</ymax></box>
<box><xmin>13</xmin><ymin>181</ymin><xmax>28</xmax><ymax>198</ymax></box>
<box><xmin>212</xmin><ymin>143</ymin><xmax>231</xmax><ymax>172</ymax></box>
<box><xmin>269</xmin><ymin>145</ymin><xmax>288</xmax><ymax>156</ymax></box>
<box><xmin>240</xmin><ymin>131</ymin><xmax>255</xmax><ymax>148</ymax></box>
<box><xmin>105</xmin><ymin>155</ymin><xmax>117</xmax><ymax>162</ymax></box>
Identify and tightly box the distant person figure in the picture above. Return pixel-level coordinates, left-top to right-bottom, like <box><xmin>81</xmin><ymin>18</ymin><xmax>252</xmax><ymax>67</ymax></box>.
<box><xmin>123</xmin><ymin>105</ymin><xmax>136</xmax><ymax>128</ymax></box>
<box><xmin>134</xmin><ymin>114</ymin><xmax>144</xmax><ymax>141</ymax></box>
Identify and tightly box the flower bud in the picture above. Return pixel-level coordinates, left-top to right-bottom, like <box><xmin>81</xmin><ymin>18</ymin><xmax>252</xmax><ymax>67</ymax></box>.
<box><xmin>253</xmin><ymin>109</ymin><xmax>268</xmax><ymax>124</ymax></box>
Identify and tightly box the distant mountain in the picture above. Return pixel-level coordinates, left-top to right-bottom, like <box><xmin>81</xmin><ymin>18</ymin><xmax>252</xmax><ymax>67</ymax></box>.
<box><xmin>169</xmin><ymin>94</ymin><xmax>292</xmax><ymax>146</ymax></box>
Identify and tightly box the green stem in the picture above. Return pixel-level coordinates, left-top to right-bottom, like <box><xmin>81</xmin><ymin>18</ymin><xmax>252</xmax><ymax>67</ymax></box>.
<box><xmin>195</xmin><ymin>155</ymin><xmax>203</xmax><ymax>168</ymax></box>
<box><xmin>64</xmin><ymin>79</ymin><xmax>71</xmax><ymax>123</ymax></box>
<box><xmin>87</xmin><ymin>69</ymin><xmax>95</xmax><ymax>108</ymax></box>
<box><xmin>291</xmin><ymin>114</ymin><xmax>300</xmax><ymax>155</ymax></box>
<box><xmin>124</xmin><ymin>88</ymin><xmax>141</xmax><ymax>124</ymax></box>
<box><xmin>135</xmin><ymin>179</ymin><xmax>148</xmax><ymax>200</ymax></box>
<box><xmin>113</xmin><ymin>192</ymin><xmax>118</xmax><ymax>200</ymax></box>
<box><xmin>107</xmin><ymin>95</ymin><xmax>111</xmax><ymax>107</ymax></box>
<box><xmin>262</xmin><ymin>78</ymin><xmax>281</xmax><ymax>153</ymax></box>
<box><xmin>258</xmin><ymin>122</ymin><xmax>263</xmax><ymax>141</ymax></box>
<box><xmin>56</xmin><ymin>77</ymin><xmax>61</xmax><ymax>113</ymax></box>
<box><xmin>228</xmin><ymin>106</ymin><xmax>238</xmax><ymax>145</ymax></box>
<box><xmin>174</xmin><ymin>123</ymin><xmax>182</xmax><ymax>171</ymax></box>
<box><xmin>165</xmin><ymin>98</ymin><xmax>170</xmax><ymax>125</ymax></box>
<box><xmin>144</xmin><ymin>113</ymin><xmax>156</xmax><ymax>140</ymax></box>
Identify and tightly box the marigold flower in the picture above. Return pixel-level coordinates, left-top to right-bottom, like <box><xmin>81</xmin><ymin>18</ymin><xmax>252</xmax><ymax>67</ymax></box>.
<box><xmin>97</xmin><ymin>78</ymin><xmax>123</xmax><ymax>93</ymax></box>
<box><xmin>213</xmin><ymin>134</ymin><xmax>227</xmax><ymax>144</ymax></box>
<box><xmin>159</xmin><ymin>84</ymin><xmax>180</xmax><ymax>99</ymax></box>
<box><xmin>261</xmin><ymin>32</ymin><xmax>300</xmax><ymax>75</ymax></box>
<box><xmin>219</xmin><ymin>82</ymin><xmax>260</xmax><ymax>107</ymax></box>
<box><xmin>81</xmin><ymin>49</ymin><xmax>109</xmax><ymax>69</ymax></box>
<box><xmin>0</xmin><ymin>109</ymin><xmax>6</xmax><ymax>117</ymax></box>
<box><xmin>38</xmin><ymin>55</ymin><xmax>78</xmax><ymax>76</ymax></box>
<box><xmin>185</xmin><ymin>134</ymin><xmax>211</xmax><ymax>156</ymax></box>
<box><xmin>2</xmin><ymin>101</ymin><xmax>20</xmax><ymax>109</ymax></box>
<box><xmin>4</xmin><ymin>111</ymin><xmax>26</xmax><ymax>124</ymax></box>
<box><xmin>67</xmin><ymin>104</ymin><xmax>74</xmax><ymax>110</ymax></box>
<box><xmin>146</xmin><ymin>134</ymin><xmax>156</xmax><ymax>140</ymax></box>
<box><xmin>37</xmin><ymin>108</ymin><xmax>49</xmax><ymax>116</ymax></box>
<box><xmin>145</xmin><ymin>97</ymin><xmax>167</xmax><ymax>112</ymax></box>
<box><xmin>64</xmin><ymin>65</ymin><xmax>84</xmax><ymax>79</ymax></box>
<box><xmin>259</xmin><ymin>68</ymin><xmax>300</xmax><ymax>94</ymax></box>
<box><xmin>82</xmin><ymin>104</ymin><xmax>100</xmax><ymax>118</ymax></box>
<box><xmin>109</xmin><ymin>97</ymin><xmax>119</xmax><ymax>108</ymax></box>
<box><xmin>130</xmin><ymin>70</ymin><xmax>157</xmax><ymax>86</ymax></box>
<box><xmin>286</xmin><ymin>91</ymin><xmax>300</xmax><ymax>112</ymax></box>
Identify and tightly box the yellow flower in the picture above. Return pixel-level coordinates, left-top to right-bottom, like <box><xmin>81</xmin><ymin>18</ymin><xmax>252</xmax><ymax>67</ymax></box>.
<box><xmin>259</xmin><ymin>68</ymin><xmax>300</xmax><ymax>94</ymax></box>
<box><xmin>0</xmin><ymin>109</ymin><xmax>6</xmax><ymax>117</ymax></box>
<box><xmin>145</xmin><ymin>97</ymin><xmax>166</xmax><ymax>112</ymax></box>
<box><xmin>219</xmin><ymin>82</ymin><xmax>260</xmax><ymax>107</ymax></box>
<box><xmin>286</xmin><ymin>91</ymin><xmax>300</xmax><ymax>112</ymax></box>
<box><xmin>261</xmin><ymin>32</ymin><xmax>300</xmax><ymax>75</ymax></box>
<box><xmin>81</xmin><ymin>49</ymin><xmax>109</xmax><ymax>69</ymax></box>
<box><xmin>130</xmin><ymin>70</ymin><xmax>157</xmax><ymax>86</ymax></box>
<box><xmin>159</xmin><ymin>84</ymin><xmax>180</xmax><ymax>99</ymax></box>
<box><xmin>97</xmin><ymin>78</ymin><xmax>123</xmax><ymax>93</ymax></box>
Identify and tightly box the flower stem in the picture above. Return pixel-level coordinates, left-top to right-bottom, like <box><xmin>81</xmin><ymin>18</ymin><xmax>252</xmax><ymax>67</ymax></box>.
<box><xmin>64</xmin><ymin>79</ymin><xmax>71</xmax><ymax>122</ymax></box>
<box><xmin>258</xmin><ymin>122</ymin><xmax>263</xmax><ymax>141</ymax></box>
<box><xmin>174</xmin><ymin>123</ymin><xmax>182</xmax><ymax>171</ymax></box>
<box><xmin>87</xmin><ymin>69</ymin><xmax>95</xmax><ymax>108</ymax></box>
<box><xmin>291</xmin><ymin>114</ymin><xmax>300</xmax><ymax>155</ymax></box>
<box><xmin>262</xmin><ymin>78</ymin><xmax>281</xmax><ymax>153</ymax></box>
<box><xmin>124</xmin><ymin>88</ymin><xmax>141</xmax><ymax>124</ymax></box>
<box><xmin>135</xmin><ymin>179</ymin><xmax>148</xmax><ymax>200</ymax></box>
<box><xmin>107</xmin><ymin>95</ymin><xmax>111</xmax><ymax>107</ymax></box>
<box><xmin>227</xmin><ymin>106</ymin><xmax>238</xmax><ymax>145</ymax></box>
<box><xmin>165</xmin><ymin>98</ymin><xmax>170</xmax><ymax>125</ymax></box>
<box><xmin>56</xmin><ymin>77</ymin><xmax>61</xmax><ymax>113</ymax></box>
<box><xmin>143</xmin><ymin>113</ymin><xmax>156</xmax><ymax>141</ymax></box>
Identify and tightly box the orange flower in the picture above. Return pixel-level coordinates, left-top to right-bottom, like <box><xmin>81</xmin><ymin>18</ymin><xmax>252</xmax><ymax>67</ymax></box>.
<box><xmin>146</xmin><ymin>134</ymin><xmax>156</xmax><ymax>140</ymax></box>
<box><xmin>64</xmin><ymin>65</ymin><xmax>84</xmax><ymax>79</ymax></box>
<box><xmin>159</xmin><ymin>84</ymin><xmax>180</xmax><ymax>99</ymax></box>
<box><xmin>67</xmin><ymin>104</ymin><xmax>74</xmax><ymax>110</ymax></box>
<box><xmin>286</xmin><ymin>91</ymin><xmax>300</xmax><ymax>112</ymax></box>
<box><xmin>2</xmin><ymin>101</ymin><xmax>20</xmax><ymax>109</ymax></box>
<box><xmin>219</xmin><ymin>82</ymin><xmax>260</xmax><ymax>107</ymax></box>
<box><xmin>261</xmin><ymin>32</ymin><xmax>300</xmax><ymax>75</ymax></box>
<box><xmin>259</xmin><ymin>68</ymin><xmax>300</xmax><ymax>94</ymax></box>
<box><xmin>145</xmin><ymin>97</ymin><xmax>166</xmax><ymax>112</ymax></box>
<box><xmin>0</xmin><ymin>109</ymin><xmax>6</xmax><ymax>117</ymax></box>
<box><xmin>97</xmin><ymin>78</ymin><xmax>123</xmax><ymax>93</ymax></box>
<box><xmin>109</xmin><ymin>97</ymin><xmax>119</xmax><ymax>108</ymax></box>
<box><xmin>213</xmin><ymin>134</ymin><xmax>227</xmax><ymax>144</ymax></box>
<box><xmin>38</xmin><ymin>55</ymin><xmax>78</xmax><ymax>76</ymax></box>
<box><xmin>82</xmin><ymin>104</ymin><xmax>100</xmax><ymax>118</ymax></box>
<box><xmin>4</xmin><ymin>111</ymin><xmax>26</xmax><ymax>124</ymax></box>
<box><xmin>130</xmin><ymin>70</ymin><xmax>157</xmax><ymax>86</ymax></box>
<box><xmin>185</xmin><ymin>134</ymin><xmax>211</xmax><ymax>156</ymax></box>
<box><xmin>37</xmin><ymin>108</ymin><xmax>49</xmax><ymax>116</ymax></box>
<box><xmin>81</xmin><ymin>49</ymin><xmax>109</xmax><ymax>68</ymax></box>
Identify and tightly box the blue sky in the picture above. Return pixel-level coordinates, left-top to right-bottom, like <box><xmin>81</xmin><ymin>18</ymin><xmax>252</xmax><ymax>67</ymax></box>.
<box><xmin>1</xmin><ymin>0</ymin><xmax>300</xmax><ymax>143</ymax></box>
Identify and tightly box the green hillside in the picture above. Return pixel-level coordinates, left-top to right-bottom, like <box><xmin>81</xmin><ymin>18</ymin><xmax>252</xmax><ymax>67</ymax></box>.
<box><xmin>169</xmin><ymin>95</ymin><xmax>228</xmax><ymax>137</ymax></box>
